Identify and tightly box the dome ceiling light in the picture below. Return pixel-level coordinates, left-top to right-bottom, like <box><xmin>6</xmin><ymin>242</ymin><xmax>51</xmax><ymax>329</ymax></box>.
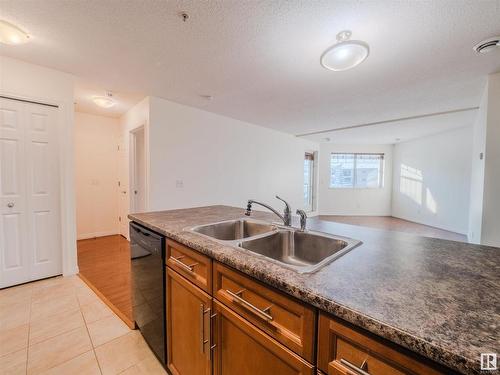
<box><xmin>320</xmin><ymin>30</ymin><xmax>369</xmax><ymax>71</ymax></box>
<box><xmin>0</xmin><ymin>20</ymin><xmax>30</xmax><ymax>45</ymax></box>
<box><xmin>92</xmin><ymin>92</ymin><xmax>115</xmax><ymax>108</ymax></box>
<box><xmin>473</xmin><ymin>36</ymin><xmax>500</xmax><ymax>54</ymax></box>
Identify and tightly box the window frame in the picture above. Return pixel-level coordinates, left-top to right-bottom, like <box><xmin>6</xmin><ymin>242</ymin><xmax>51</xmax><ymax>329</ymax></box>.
<box><xmin>303</xmin><ymin>152</ymin><xmax>316</xmax><ymax>212</ymax></box>
<box><xmin>329</xmin><ymin>152</ymin><xmax>385</xmax><ymax>189</ymax></box>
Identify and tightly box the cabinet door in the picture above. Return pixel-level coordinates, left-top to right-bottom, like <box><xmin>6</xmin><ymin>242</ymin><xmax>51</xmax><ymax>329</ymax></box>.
<box><xmin>213</xmin><ymin>301</ymin><xmax>314</xmax><ymax>375</ymax></box>
<box><xmin>166</xmin><ymin>267</ymin><xmax>212</xmax><ymax>375</ymax></box>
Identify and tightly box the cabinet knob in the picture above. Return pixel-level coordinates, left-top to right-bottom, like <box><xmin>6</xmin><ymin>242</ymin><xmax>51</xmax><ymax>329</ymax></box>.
<box><xmin>7</xmin><ymin>202</ymin><xmax>14</xmax><ymax>208</ymax></box>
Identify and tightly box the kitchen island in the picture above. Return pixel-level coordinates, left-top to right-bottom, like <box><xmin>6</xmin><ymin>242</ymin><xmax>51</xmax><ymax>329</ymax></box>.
<box><xmin>129</xmin><ymin>205</ymin><xmax>500</xmax><ymax>375</ymax></box>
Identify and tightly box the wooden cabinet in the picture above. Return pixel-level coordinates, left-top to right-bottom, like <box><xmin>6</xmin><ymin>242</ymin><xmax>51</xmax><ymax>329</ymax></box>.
<box><xmin>166</xmin><ymin>239</ymin><xmax>212</xmax><ymax>293</ymax></box>
<box><xmin>213</xmin><ymin>262</ymin><xmax>316</xmax><ymax>362</ymax></box>
<box><xmin>317</xmin><ymin>313</ymin><xmax>444</xmax><ymax>375</ymax></box>
<box><xmin>164</xmin><ymin>237</ymin><xmax>450</xmax><ymax>375</ymax></box>
<box><xmin>212</xmin><ymin>300</ymin><xmax>315</xmax><ymax>375</ymax></box>
<box><xmin>166</xmin><ymin>267</ymin><xmax>212</xmax><ymax>375</ymax></box>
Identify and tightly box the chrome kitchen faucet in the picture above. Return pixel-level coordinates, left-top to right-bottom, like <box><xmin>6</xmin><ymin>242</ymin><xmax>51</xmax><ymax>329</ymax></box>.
<box><xmin>245</xmin><ymin>195</ymin><xmax>292</xmax><ymax>226</ymax></box>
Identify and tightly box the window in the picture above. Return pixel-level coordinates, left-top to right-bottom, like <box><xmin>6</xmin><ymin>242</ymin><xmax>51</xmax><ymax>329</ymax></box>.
<box><xmin>304</xmin><ymin>152</ymin><xmax>315</xmax><ymax>211</ymax></box>
<box><xmin>330</xmin><ymin>153</ymin><xmax>384</xmax><ymax>188</ymax></box>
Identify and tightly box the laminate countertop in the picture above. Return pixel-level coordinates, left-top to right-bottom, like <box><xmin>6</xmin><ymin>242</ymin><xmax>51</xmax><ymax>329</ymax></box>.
<box><xmin>129</xmin><ymin>205</ymin><xmax>500</xmax><ymax>374</ymax></box>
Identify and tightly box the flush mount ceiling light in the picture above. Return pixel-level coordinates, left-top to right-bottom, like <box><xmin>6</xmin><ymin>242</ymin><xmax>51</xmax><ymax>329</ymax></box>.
<box><xmin>92</xmin><ymin>92</ymin><xmax>115</xmax><ymax>108</ymax></box>
<box><xmin>320</xmin><ymin>30</ymin><xmax>369</xmax><ymax>71</ymax></box>
<box><xmin>0</xmin><ymin>20</ymin><xmax>30</xmax><ymax>45</ymax></box>
<box><xmin>473</xmin><ymin>36</ymin><xmax>500</xmax><ymax>54</ymax></box>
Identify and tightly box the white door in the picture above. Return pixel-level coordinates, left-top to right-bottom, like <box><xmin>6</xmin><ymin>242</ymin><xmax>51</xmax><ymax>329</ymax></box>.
<box><xmin>117</xmin><ymin>136</ymin><xmax>129</xmax><ymax>238</ymax></box>
<box><xmin>0</xmin><ymin>98</ymin><xmax>62</xmax><ymax>288</ymax></box>
<box><xmin>131</xmin><ymin>128</ymin><xmax>146</xmax><ymax>213</ymax></box>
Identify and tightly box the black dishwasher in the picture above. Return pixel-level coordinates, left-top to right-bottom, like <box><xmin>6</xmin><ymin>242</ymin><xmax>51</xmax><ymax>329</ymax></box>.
<box><xmin>129</xmin><ymin>222</ymin><xmax>166</xmax><ymax>367</ymax></box>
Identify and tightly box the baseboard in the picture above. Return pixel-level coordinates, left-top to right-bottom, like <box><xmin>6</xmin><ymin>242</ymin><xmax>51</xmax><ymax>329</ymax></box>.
<box><xmin>391</xmin><ymin>214</ymin><xmax>466</xmax><ymax>235</ymax></box>
<box><xmin>77</xmin><ymin>230</ymin><xmax>119</xmax><ymax>240</ymax></box>
<box><xmin>318</xmin><ymin>213</ymin><xmax>392</xmax><ymax>217</ymax></box>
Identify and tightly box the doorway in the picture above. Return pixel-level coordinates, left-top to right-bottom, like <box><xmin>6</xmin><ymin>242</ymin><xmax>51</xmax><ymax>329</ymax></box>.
<box><xmin>130</xmin><ymin>126</ymin><xmax>146</xmax><ymax>214</ymax></box>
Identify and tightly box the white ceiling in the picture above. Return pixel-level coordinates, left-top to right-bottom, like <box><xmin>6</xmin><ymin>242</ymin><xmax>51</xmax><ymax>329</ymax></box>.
<box><xmin>1</xmin><ymin>0</ymin><xmax>499</xmax><ymax>139</ymax></box>
<box><xmin>73</xmin><ymin>80</ymin><xmax>144</xmax><ymax>118</ymax></box>
<box><xmin>305</xmin><ymin>108</ymin><xmax>478</xmax><ymax>144</ymax></box>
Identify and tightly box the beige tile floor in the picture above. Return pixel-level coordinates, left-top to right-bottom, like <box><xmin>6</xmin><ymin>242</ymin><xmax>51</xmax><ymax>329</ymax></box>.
<box><xmin>0</xmin><ymin>276</ymin><xmax>166</xmax><ymax>375</ymax></box>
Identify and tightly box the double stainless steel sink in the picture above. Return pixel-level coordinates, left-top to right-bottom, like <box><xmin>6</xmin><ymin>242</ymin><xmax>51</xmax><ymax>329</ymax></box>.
<box><xmin>190</xmin><ymin>219</ymin><xmax>361</xmax><ymax>273</ymax></box>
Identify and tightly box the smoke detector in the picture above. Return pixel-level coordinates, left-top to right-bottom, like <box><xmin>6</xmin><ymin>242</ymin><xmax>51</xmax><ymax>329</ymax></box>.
<box><xmin>473</xmin><ymin>36</ymin><xmax>500</xmax><ymax>54</ymax></box>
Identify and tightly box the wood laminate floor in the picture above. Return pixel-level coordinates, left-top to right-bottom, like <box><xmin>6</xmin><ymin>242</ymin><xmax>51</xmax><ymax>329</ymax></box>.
<box><xmin>317</xmin><ymin>215</ymin><xmax>467</xmax><ymax>242</ymax></box>
<box><xmin>77</xmin><ymin>235</ymin><xmax>134</xmax><ymax>327</ymax></box>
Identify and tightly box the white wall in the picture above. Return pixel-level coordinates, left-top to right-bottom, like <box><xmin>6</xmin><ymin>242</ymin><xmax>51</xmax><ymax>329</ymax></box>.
<box><xmin>318</xmin><ymin>144</ymin><xmax>393</xmax><ymax>216</ymax></box>
<box><xmin>75</xmin><ymin>112</ymin><xmax>120</xmax><ymax>239</ymax></box>
<box><xmin>147</xmin><ymin>96</ymin><xmax>318</xmax><ymax>213</ymax></box>
<box><xmin>0</xmin><ymin>56</ymin><xmax>77</xmax><ymax>275</ymax></box>
<box><xmin>392</xmin><ymin>127</ymin><xmax>472</xmax><ymax>234</ymax></box>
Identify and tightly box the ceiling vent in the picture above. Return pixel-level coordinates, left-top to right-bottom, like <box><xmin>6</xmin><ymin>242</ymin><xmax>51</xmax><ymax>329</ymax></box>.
<box><xmin>473</xmin><ymin>36</ymin><xmax>500</xmax><ymax>54</ymax></box>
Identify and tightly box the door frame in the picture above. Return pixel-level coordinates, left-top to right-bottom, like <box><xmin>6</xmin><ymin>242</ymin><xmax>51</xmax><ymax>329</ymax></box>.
<box><xmin>0</xmin><ymin>90</ymin><xmax>78</xmax><ymax>277</ymax></box>
<box><xmin>129</xmin><ymin>125</ymin><xmax>147</xmax><ymax>214</ymax></box>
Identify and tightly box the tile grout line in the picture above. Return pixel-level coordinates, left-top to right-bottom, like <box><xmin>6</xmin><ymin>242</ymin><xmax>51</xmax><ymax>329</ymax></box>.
<box><xmin>27</xmin><ymin>281</ymin><xmax>94</xmax><ymax>374</ymax></box>
<box><xmin>4</xmin><ymin>277</ymin><xmax>150</xmax><ymax>375</ymax></box>
<box><xmin>78</xmin><ymin>281</ymin><xmax>105</xmax><ymax>375</ymax></box>
<box><xmin>76</xmin><ymin>278</ymin><xmax>105</xmax><ymax>375</ymax></box>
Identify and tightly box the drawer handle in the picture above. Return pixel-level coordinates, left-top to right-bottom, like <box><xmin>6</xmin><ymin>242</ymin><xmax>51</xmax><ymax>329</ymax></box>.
<box><xmin>226</xmin><ymin>289</ymin><xmax>273</xmax><ymax>322</ymax></box>
<box><xmin>200</xmin><ymin>304</ymin><xmax>205</xmax><ymax>353</ymax></box>
<box><xmin>340</xmin><ymin>359</ymin><xmax>370</xmax><ymax>375</ymax></box>
<box><xmin>199</xmin><ymin>304</ymin><xmax>211</xmax><ymax>354</ymax></box>
<box><xmin>170</xmin><ymin>256</ymin><xmax>198</xmax><ymax>273</ymax></box>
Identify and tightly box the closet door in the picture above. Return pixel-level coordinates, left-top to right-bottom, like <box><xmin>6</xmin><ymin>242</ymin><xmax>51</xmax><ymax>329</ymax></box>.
<box><xmin>0</xmin><ymin>98</ymin><xmax>29</xmax><ymax>287</ymax></box>
<box><xmin>0</xmin><ymin>98</ymin><xmax>62</xmax><ymax>288</ymax></box>
<box><xmin>24</xmin><ymin>102</ymin><xmax>61</xmax><ymax>281</ymax></box>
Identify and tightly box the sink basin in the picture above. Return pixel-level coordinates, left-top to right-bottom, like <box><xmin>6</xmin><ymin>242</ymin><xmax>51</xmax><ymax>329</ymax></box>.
<box><xmin>191</xmin><ymin>219</ymin><xmax>276</xmax><ymax>241</ymax></box>
<box><xmin>239</xmin><ymin>230</ymin><xmax>360</xmax><ymax>273</ymax></box>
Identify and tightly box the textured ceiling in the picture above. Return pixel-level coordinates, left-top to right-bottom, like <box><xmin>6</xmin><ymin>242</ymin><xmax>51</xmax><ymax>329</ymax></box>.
<box><xmin>74</xmin><ymin>80</ymin><xmax>144</xmax><ymax>118</ymax></box>
<box><xmin>305</xmin><ymin>108</ymin><xmax>478</xmax><ymax>144</ymax></box>
<box><xmin>1</xmin><ymin>0</ymin><xmax>499</xmax><ymax>138</ymax></box>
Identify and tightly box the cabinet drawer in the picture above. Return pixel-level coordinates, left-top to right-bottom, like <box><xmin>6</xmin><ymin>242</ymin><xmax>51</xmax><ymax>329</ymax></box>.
<box><xmin>213</xmin><ymin>262</ymin><xmax>316</xmax><ymax>362</ymax></box>
<box><xmin>166</xmin><ymin>239</ymin><xmax>212</xmax><ymax>293</ymax></box>
<box><xmin>317</xmin><ymin>313</ymin><xmax>445</xmax><ymax>375</ymax></box>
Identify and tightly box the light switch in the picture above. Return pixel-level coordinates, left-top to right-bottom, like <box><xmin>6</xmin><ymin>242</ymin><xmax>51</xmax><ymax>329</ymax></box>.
<box><xmin>176</xmin><ymin>180</ymin><xmax>184</xmax><ymax>188</ymax></box>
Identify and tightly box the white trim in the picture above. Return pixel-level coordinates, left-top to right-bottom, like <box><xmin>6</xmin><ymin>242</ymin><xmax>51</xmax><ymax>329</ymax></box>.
<box><xmin>77</xmin><ymin>231</ymin><xmax>120</xmax><ymax>240</ymax></box>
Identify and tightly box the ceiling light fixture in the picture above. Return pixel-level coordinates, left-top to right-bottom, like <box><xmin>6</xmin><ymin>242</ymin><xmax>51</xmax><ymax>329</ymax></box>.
<box><xmin>0</xmin><ymin>20</ymin><xmax>30</xmax><ymax>45</ymax></box>
<box><xmin>320</xmin><ymin>30</ymin><xmax>369</xmax><ymax>71</ymax></box>
<box><xmin>473</xmin><ymin>36</ymin><xmax>500</xmax><ymax>54</ymax></box>
<box><xmin>92</xmin><ymin>92</ymin><xmax>115</xmax><ymax>108</ymax></box>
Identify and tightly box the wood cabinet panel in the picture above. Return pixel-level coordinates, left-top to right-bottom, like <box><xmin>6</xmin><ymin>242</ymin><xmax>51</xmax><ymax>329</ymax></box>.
<box><xmin>166</xmin><ymin>267</ymin><xmax>212</xmax><ymax>375</ymax></box>
<box><xmin>213</xmin><ymin>300</ymin><xmax>315</xmax><ymax>375</ymax></box>
<box><xmin>213</xmin><ymin>262</ymin><xmax>316</xmax><ymax>362</ymax></box>
<box><xmin>166</xmin><ymin>239</ymin><xmax>212</xmax><ymax>293</ymax></box>
<box><xmin>317</xmin><ymin>313</ymin><xmax>445</xmax><ymax>375</ymax></box>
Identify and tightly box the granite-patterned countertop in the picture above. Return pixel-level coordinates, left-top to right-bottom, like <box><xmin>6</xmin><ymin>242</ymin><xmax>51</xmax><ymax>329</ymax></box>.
<box><xmin>129</xmin><ymin>205</ymin><xmax>500</xmax><ymax>375</ymax></box>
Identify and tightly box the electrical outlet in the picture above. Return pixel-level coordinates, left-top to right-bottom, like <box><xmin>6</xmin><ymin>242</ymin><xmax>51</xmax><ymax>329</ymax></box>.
<box><xmin>175</xmin><ymin>180</ymin><xmax>184</xmax><ymax>188</ymax></box>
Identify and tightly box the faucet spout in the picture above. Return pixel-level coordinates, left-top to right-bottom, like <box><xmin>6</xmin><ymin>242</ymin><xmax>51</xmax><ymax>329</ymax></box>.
<box><xmin>245</xmin><ymin>196</ymin><xmax>291</xmax><ymax>226</ymax></box>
